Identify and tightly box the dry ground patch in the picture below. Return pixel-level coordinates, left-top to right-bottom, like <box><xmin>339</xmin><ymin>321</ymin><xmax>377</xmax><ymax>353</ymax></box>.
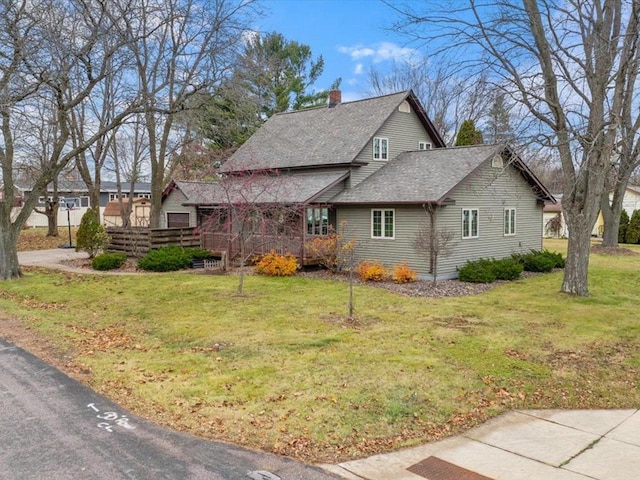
<box><xmin>1</xmin><ymin>238</ymin><xmax>639</xmax><ymax>463</ymax></box>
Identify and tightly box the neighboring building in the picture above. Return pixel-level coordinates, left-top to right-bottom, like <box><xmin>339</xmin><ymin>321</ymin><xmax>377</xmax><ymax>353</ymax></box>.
<box><xmin>18</xmin><ymin>180</ymin><xmax>151</xmax><ymax>228</ymax></box>
<box><xmin>543</xmin><ymin>197</ymin><xmax>568</xmax><ymax>238</ymax></box>
<box><xmin>161</xmin><ymin>90</ymin><xmax>554</xmax><ymax>279</ymax></box>
<box><xmin>103</xmin><ymin>197</ymin><xmax>152</xmax><ymax>227</ymax></box>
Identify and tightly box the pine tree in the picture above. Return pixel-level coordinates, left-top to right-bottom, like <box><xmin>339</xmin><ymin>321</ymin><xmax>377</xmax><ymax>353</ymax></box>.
<box><xmin>625</xmin><ymin>210</ymin><xmax>640</xmax><ymax>244</ymax></box>
<box><xmin>486</xmin><ymin>93</ymin><xmax>515</xmax><ymax>144</ymax></box>
<box><xmin>76</xmin><ymin>210</ymin><xmax>109</xmax><ymax>258</ymax></box>
<box><xmin>455</xmin><ymin>119</ymin><xmax>484</xmax><ymax>146</ymax></box>
<box><xmin>618</xmin><ymin>209</ymin><xmax>630</xmax><ymax>244</ymax></box>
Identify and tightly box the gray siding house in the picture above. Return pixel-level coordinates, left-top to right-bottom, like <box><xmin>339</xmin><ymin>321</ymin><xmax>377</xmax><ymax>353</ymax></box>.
<box><xmin>161</xmin><ymin>90</ymin><xmax>554</xmax><ymax>279</ymax></box>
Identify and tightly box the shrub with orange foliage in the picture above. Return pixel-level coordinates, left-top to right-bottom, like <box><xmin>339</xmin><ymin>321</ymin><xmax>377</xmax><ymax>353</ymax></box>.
<box><xmin>255</xmin><ymin>251</ymin><xmax>298</xmax><ymax>276</ymax></box>
<box><xmin>392</xmin><ymin>262</ymin><xmax>418</xmax><ymax>284</ymax></box>
<box><xmin>356</xmin><ymin>259</ymin><xmax>388</xmax><ymax>282</ymax></box>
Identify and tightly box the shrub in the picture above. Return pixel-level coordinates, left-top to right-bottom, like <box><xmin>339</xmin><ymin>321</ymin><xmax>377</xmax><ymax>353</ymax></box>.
<box><xmin>185</xmin><ymin>247</ymin><xmax>214</xmax><ymax>260</ymax></box>
<box><xmin>541</xmin><ymin>249</ymin><xmax>565</xmax><ymax>268</ymax></box>
<box><xmin>92</xmin><ymin>252</ymin><xmax>127</xmax><ymax>271</ymax></box>
<box><xmin>491</xmin><ymin>258</ymin><xmax>523</xmax><ymax>280</ymax></box>
<box><xmin>356</xmin><ymin>260</ymin><xmax>388</xmax><ymax>282</ymax></box>
<box><xmin>305</xmin><ymin>225</ymin><xmax>356</xmax><ymax>272</ymax></box>
<box><xmin>255</xmin><ymin>251</ymin><xmax>298</xmax><ymax>276</ymax></box>
<box><xmin>513</xmin><ymin>250</ymin><xmax>555</xmax><ymax>272</ymax></box>
<box><xmin>392</xmin><ymin>262</ymin><xmax>418</xmax><ymax>284</ymax></box>
<box><xmin>76</xmin><ymin>210</ymin><xmax>109</xmax><ymax>258</ymax></box>
<box><xmin>627</xmin><ymin>210</ymin><xmax>640</xmax><ymax>244</ymax></box>
<box><xmin>138</xmin><ymin>245</ymin><xmax>192</xmax><ymax>272</ymax></box>
<box><xmin>619</xmin><ymin>209</ymin><xmax>630</xmax><ymax>244</ymax></box>
<box><xmin>458</xmin><ymin>259</ymin><xmax>497</xmax><ymax>283</ymax></box>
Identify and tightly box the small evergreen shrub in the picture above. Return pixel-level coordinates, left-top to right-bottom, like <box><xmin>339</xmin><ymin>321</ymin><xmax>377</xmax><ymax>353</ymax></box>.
<box><xmin>186</xmin><ymin>248</ymin><xmax>215</xmax><ymax>260</ymax></box>
<box><xmin>356</xmin><ymin>260</ymin><xmax>388</xmax><ymax>282</ymax></box>
<box><xmin>541</xmin><ymin>249</ymin><xmax>565</xmax><ymax>268</ymax></box>
<box><xmin>138</xmin><ymin>245</ymin><xmax>192</xmax><ymax>272</ymax></box>
<box><xmin>458</xmin><ymin>259</ymin><xmax>497</xmax><ymax>283</ymax></box>
<box><xmin>76</xmin><ymin>210</ymin><xmax>109</xmax><ymax>258</ymax></box>
<box><xmin>392</xmin><ymin>262</ymin><xmax>418</xmax><ymax>284</ymax></box>
<box><xmin>627</xmin><ymin>210</ymin><xmax>640</xmax><ymax>244</ymax></box>
<box><xmin>255</xmin><ymin>251</ymin><xmax>298</xmax><ymax>276</ymax></box>
<box><xmin>513</xmin><ymin>250</ymin><xmax>554</xmax><ymax>272</ymax></box>
<box><xmin>92</xmin><ymin>252</ymin><xmax>127</xmax><ymax>271</ymax></box>
<box><xmin>619</xmin><ymin>209</ymin><xmax>630</xmax><ymax>244</ymax></box>
<box><xmin>491</xmin><ymin>258</ymin><xmax>523</xmax><ymax>280</ymax></box>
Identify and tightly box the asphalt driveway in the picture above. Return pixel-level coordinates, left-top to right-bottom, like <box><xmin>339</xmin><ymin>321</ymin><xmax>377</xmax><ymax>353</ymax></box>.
<box><xmin>0</xmin><ymin>338</ymin><xmax>338</xmax><ymax>480</ymax></box>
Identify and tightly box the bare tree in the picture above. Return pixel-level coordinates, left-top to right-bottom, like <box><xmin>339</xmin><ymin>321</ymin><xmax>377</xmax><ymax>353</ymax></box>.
<box><xmin>0</xmin><ymin>0</ymin><xmax>144</xmax><ymax>279</ymax></box>
<box><xmin>113</xmin><ymin>0</ymin><xmax>257</xmax><ymax>229</ymax></box>
<box><xmin>366</xmin><ymin>59</ymin><xmax>493</xmax><ymax>145</ymax></box>
<box><xmin>413</xmin><ymin>204</ymin><xmax>454</xmax><ymax>286</ymax></box>
<box><xmin>390</xmin><ymin>0</ymin><xmax>640</xmax><ymax>296</ymax></box>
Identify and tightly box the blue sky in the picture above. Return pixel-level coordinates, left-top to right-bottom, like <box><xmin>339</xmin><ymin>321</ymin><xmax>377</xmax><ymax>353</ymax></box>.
<box><xmin>256</xmin><ymin>0</ymin><xmax>418</xmax><ymax>101</ymax></box>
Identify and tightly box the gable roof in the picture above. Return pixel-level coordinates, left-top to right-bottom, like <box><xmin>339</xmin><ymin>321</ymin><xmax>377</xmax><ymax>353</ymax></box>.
<box><xmin>220</xmin><ymin>91</ymin><xmax>445</xmax><ymax>173</ymax></box>
<box><xmin>331</xmin><ymin>144</ymin><xmax>555</xmax><ymax>205</ymax></box>
<box><xmin>165</xmin><ymin>171</ymin><xmax>349</xmax><ymax>206</ymax></box>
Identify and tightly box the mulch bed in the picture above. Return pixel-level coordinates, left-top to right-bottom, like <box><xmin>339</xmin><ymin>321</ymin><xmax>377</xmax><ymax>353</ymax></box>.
<box><xmin>591</xmin><ymin>245</ymin><xmax>639</xmax><ymax>256</ymax></box>
<box><xmin>60</xmin><ymin>258</ymin><xmax>545</xmax><ymax>298</ymax></box>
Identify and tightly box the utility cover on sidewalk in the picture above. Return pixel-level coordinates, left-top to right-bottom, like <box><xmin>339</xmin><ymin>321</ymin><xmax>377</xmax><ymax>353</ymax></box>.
<box><xmin>407</xmin><ymin>456</ymin><xmax>494</xmax><ymax>480</ymax></box>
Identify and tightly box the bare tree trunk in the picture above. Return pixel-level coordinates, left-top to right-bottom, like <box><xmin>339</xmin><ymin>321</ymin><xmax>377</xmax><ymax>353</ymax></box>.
<box><xmin>562</xmin><ymin>217</ymin><xmax>593</xmax><ymax>296</ymax></box>
<box><xmin>45</xmin><ymin>200</ymin><xmax>59</xmax><ymax>236</ymax></box>
<box><xmin>601</xmin><ymin>188</ymin><xmax>625</xmax><ymax>247</ymax></box>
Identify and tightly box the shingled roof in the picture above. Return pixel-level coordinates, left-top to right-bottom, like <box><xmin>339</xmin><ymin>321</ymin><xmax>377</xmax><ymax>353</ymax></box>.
<box><xmin>220</xmin><ymin>91</ymin><xmax>445</xmax><ymax>173</ymax></box>
<box><xmin>166</xmin><ymin>171</ymin><xmax>349</xmax><ymax>206</ymax></box>
<box><xmin>331</xmin><ymin>144</ymin><xmax>555</xmax><ymax>205</ymax></box>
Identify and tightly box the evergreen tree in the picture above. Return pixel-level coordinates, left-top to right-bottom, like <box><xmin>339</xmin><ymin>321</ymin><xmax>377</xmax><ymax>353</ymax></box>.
<box><xmin>625</xmin><ymin>210</ymin><xmax>640</xmax><ymax>244</ymax></box>
<box><xmin>455</xmin><ymin>119</ymin><xmax>484</xmax><ymax>146</ymax></box>
<box><xmin>618</xmin><ymin>209</ymin><xmax>630</xmax><ymax>244</ymax></box>
<box><xmin>76</xmin><ymin>210</ymin><xmax>109</xmax><ymax>258</ymax></box>
<box><xmin>486</xmin><ymin>93</ymin><xmax>515</xmax><ymax>144</ymax></box>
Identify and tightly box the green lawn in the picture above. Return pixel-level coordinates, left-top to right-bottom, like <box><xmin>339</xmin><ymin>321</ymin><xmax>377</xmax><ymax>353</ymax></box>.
<box><xmin>1</xmin><ymin>238</ymin><xmax>639</xmax><ymax>463</ymax></box>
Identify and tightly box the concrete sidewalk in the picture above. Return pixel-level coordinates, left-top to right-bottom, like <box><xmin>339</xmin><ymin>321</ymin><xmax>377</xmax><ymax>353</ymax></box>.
<box><xmin>323</xmin><ymin>409</ymin><xmax>640</xmax><ymax>480</ymax></box>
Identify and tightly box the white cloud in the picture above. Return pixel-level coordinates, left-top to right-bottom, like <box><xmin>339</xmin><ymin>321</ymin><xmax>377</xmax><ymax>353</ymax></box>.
<box><xmin>338</xmin><ymin>42</ymin><xmax>418</xmax><ymax>64</ymax></box>
<box><xmin>354</xmin><ymin>63</ymin><xmax>363</xmax><ymax>75</ymax></box>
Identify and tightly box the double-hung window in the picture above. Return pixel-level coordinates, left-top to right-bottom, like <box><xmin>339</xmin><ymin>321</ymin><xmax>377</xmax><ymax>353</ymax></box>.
<box><xmin>418</xmin><ymin>141</ymin><xmax>432</xmax><ymax>150</ymax></box>
<box><xmin>372</xmin><ymin>209</ymin><xmax>394</xmax><ymax>239</ymax></box>
<box><xmin>373</xmin><ymin>137</ymin><xmax>388</xmax><ymax>160</ymax></box>
<box><xmin>504</xmin><ymin>208</ymin><xmax>516</xmax><ymax>236</ymax></box>
<box><xmin>462</xmin><ymin>208</ymin><xmax>479</xmax><ymax>239</ymax></box>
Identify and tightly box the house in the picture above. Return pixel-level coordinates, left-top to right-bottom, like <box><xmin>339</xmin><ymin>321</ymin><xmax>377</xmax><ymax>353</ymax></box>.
<box><xmin>543</xmin><ymin>185</ymin><xmax>640</xmax><ymax>239</ymax></box>
<box><xmin>18</xmin><ymin>180</ymin><xmax>151</xmax><ymax>228</ymax></box>
<box><xmin>161</xmin><ymin>90</ymin><xmax>555</xmax><ymax>279</ymax></box>
<box><xmin>103</xmin><ymin>197</ymin><xmax>152</xmax><ymax>227</ymax></box>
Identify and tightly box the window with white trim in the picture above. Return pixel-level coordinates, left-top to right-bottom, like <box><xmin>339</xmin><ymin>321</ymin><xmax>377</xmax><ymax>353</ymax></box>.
<box><xmin>462</xmin><ymin>208</ymin><xmax>479</xmax><ymax>239</ymax></box>
<box><xmin>373</xmin><ymin>137</ymin><xmax>388</xmax><ymax>160</ymax></box>
<box><xmin>109</xmin><ymin>193</ymin><xmax>128</xmax><ymax>201</ymax></box>
<box><xmin>137</xmin><ymin>193</ymin><xmax>151</xmax><ymax>199</ymax></box>
<box><xmin>504</xmin><ymin>208</ymin><xmax>516</xmax><ymax>236</ymax></box>
<box><xmin>306</xmin><ymin>207</ymin><xmax>329</xmax><ymax>235</ymax></box>
<box><xmin>372</xmin><ymin>209</ymin><xmax>394</xmax><ymax>239</ymax></box>
<box><xmin>418</xmin><ymin>141</ymin><xmax>432</xmax><ymax>150</ymax></box>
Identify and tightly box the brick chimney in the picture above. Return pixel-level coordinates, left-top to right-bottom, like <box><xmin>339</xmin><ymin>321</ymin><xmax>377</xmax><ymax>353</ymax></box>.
<box><xmin>328</xmin><ymin>89</ymin><xmax>342</xmax><ymax>108</ymax></box>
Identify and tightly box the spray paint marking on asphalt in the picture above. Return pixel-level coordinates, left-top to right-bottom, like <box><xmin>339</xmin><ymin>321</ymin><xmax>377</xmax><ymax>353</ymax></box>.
<box><xmin>87</xmin><ymin>403</ymin><xmax>136</xmax><ymax>433</ymax></box>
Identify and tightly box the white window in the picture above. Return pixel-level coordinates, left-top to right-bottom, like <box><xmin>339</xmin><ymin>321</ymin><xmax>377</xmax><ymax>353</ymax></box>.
<box><xmin>418</xmin><ymin>141</ymin><xmax>432</xmax><ymax>150</ymax></box>
<box><xmin>137</xmin><ymin>193</ymin><xmax>151</xmax><ymax>199</ymax></box>
<box><xmin>109</xmin><ymin>193</ymin><xmax>128</xmax><ymax>201</ymax></box>
<box><xmin>80</xmin><ymin>196</ymin><xmax>90</xmax><ymax>207</ymax></box>
<box><xmin>462</xmin><ymin>208</ymin><xmax>479</xmax><ymax>239</ymax></box>
<box><xmin>306</xmin><ymin>207</ymin><xmax>329</xmax><ymax>235</ymax></box>
<box><xmin>373</xmin><ymin>137</ymin><xmax>388</xmax><ymax>161</ymax></box>
<box><xmin>504</xmin><ymin>208</ymin><xmax>516</xmax><ymax>236</ymax></box>
<box><xmin>371</xmin><ymin>209</ymin><xmax>395</xmax><ymax>239</ymax></box>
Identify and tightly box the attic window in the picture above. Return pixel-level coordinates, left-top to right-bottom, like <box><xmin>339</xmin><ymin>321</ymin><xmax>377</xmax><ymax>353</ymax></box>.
<box><xmin>373</xmin><ymin>137</ymin><xmax>388</xmax><ymax>160</ymax></box>
<box><xmin>398</xmin><ymin>100</ymin><xmax>411</xmax><ymax>113</ymax></box>
<box><xmin>419</xmin><ymin>141</ymin><xmax>432</xmax><ymax>150</ymax></box>
<box><xmin>492</xmin><ymin>155</ymin><xmax>504</xmax><ymax>168</ymax></box>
